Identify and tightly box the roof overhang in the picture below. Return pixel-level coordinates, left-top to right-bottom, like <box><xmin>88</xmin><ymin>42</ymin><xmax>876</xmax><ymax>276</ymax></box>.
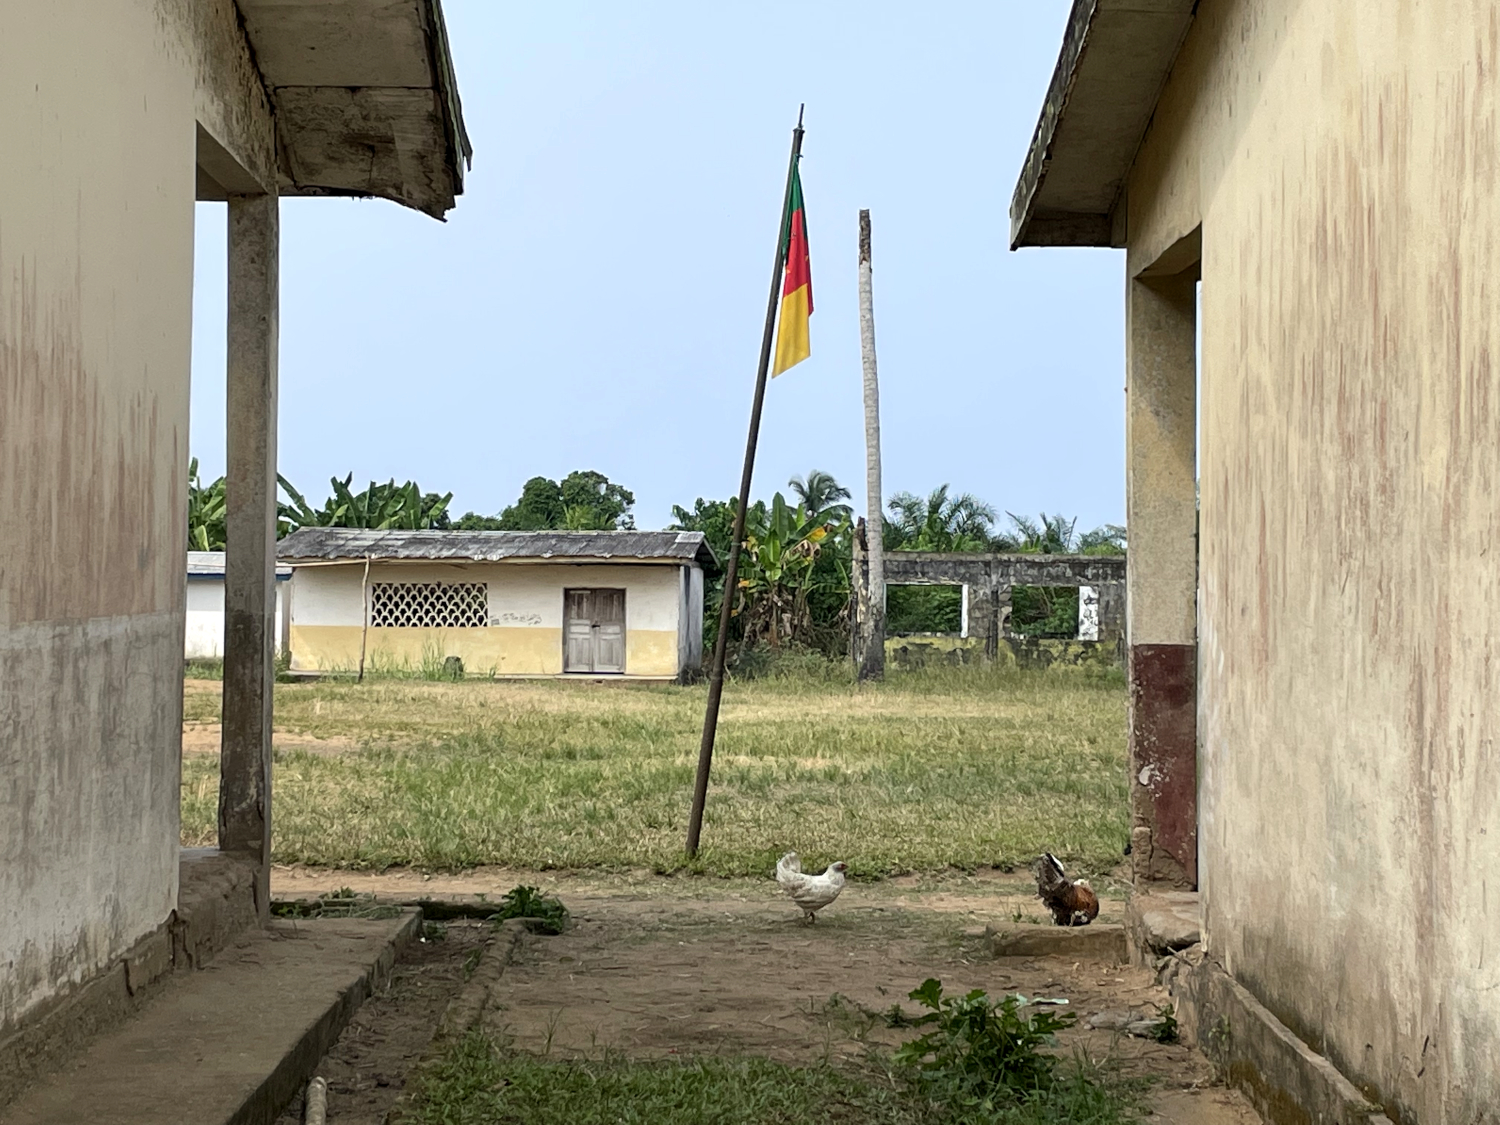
<box><xmin>236</xmin><ymin>0</ymin><xmax>472</xmax><ymax>220</ymax></box>
<box><xmin>1009</xmin><ymin>0</ymin><xmax>1196</xmax><ymax>250</ymax></box>
<box><xmin>276</xmin><ymin>528</ymin><xmax>718</xmax><ymax>569</ymax></box>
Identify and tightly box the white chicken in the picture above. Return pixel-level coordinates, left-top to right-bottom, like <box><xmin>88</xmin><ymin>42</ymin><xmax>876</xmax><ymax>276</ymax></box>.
<box><xmin>775</xmin><ymin>852</ymin><xmax>847</xmax><ymax>923</ymax></box>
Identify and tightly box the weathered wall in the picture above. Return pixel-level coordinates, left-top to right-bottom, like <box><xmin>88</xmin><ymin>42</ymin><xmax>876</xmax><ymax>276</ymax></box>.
<box><xmin>0</xmin><ymin>1</ymin><xmax>271</xmax><ymax>1038</ymax></box>
<box><xmin>287</xmin><ymin>562</ymin><xmax>690</xmax><ymax>677</ymax></box>
<box><xmin>1127</xmin><ymin>1</ymin><xmax>1500</xmax><ymax>1119</ymax></box>
<box><xmin>184</xmin><ymin>578</ymin><xmax>287</xmax><ymax>659</ymax></box>
<box><xmin>675</xmin><ymin>566</ymin><xmax>705</xmax><ymax>676</ymax></box>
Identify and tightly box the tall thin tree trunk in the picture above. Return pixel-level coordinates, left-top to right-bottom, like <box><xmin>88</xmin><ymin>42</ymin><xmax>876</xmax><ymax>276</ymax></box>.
<box><xmin>857</xmin><ymin>209</ymin><xmax>885</xmax><ymax>681</ymax></box>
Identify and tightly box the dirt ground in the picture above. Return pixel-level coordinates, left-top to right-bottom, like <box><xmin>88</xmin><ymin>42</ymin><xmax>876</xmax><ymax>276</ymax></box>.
<box><xmin>272</xmin><ymin>921</ymin><xmax>491</xmax><ymax>1125</ymax></box>
<box><xmin>181</xmin><ymin>720</ymin><xmax>356</xmax><ymax>757</ymax></box>
<box><xmin>273</xmin><ymin>868</ymin><xmax>1260</xmax><ymax>1125</ymax></box>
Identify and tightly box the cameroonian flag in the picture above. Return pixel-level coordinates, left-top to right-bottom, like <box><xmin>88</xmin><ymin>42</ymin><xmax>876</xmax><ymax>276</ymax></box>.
<box><xmin>771</xmin><ymin>159</ymin><xmax>812</xmax><ymax>376</ymax></box>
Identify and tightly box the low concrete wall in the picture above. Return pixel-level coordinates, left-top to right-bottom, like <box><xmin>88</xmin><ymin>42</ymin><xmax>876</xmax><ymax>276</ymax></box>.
<box><xmin>885</xmin><ymin>634</ymin><xmax>1122</xmax><ymax>671</ymax></box>
<box><xmin>0</xmin><ymin>851</ymin><xmax>258</xmax><ymax>1109</ymax></box>
<box><xmin>881</xmin><ymin>553</ymin><xmax>1126</xmax><ymax>664</ymax></box>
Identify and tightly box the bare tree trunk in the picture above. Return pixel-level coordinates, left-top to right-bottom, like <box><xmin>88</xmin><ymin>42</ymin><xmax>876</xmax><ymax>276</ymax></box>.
<box><xmin>857</xmin><ymin>209</ymin><xmax>885</xmax><ymax>681</ymax></box>
<box><xmin>852</xmin><ymin>518</ymin><xmax>870</xmax><ymax>675</ymax></box>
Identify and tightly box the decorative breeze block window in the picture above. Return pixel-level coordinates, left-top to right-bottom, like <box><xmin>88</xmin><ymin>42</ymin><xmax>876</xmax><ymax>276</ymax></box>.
<box><xmin>370</xmin><ymin>582</ymin><xmax>488</xmax><ymax>628</ymax></box>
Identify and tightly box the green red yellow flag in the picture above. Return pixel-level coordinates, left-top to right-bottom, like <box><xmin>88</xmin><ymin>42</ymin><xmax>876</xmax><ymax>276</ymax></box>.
<box><xmin>772</xmin><ymin>159</ymin><xmax>812</xmax><ymax>376</ymax></box>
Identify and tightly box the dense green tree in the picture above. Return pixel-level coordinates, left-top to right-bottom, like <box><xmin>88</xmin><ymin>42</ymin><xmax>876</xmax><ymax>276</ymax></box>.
<box><xmin>492</xmin><ymin>470</ymin><xmax>635</xmax><ymax>531</ymax></box>
<box><xmin>496</xmin><ymin>475</ymin><xmax>565</xmax><ymax>530</ymax></box>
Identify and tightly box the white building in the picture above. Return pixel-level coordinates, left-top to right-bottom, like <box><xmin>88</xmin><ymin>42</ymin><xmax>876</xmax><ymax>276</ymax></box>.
<box><xmin>277</xmin><ymin>529</ymin><xmax>711</xmax><ymax>680</ymax></box>
<box><xmin>185</xmin><ymin>552</ymin><xmax>290</xmax><ymax>660</ymax></box>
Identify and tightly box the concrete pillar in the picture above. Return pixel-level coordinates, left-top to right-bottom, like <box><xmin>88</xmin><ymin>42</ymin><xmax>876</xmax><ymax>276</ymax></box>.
<box><xmin>1126</xmin><ymin>266</ymin><xmax>1197</xmax><ymax>888</ymax></box>
<box><xmin>1097</xmin><ymin>581</ymin><xmax>1126</xmax><ymax>647</ymax></box>
<box><xmin>219</xmin><ymin>193</ymin><xmax>279</xmax><ymax>919</ymax></box>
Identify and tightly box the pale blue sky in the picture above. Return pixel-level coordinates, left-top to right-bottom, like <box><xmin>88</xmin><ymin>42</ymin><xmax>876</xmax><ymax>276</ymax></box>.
<box><xmin>191</xmin><ymin>1</ymin><xmax>1124</xmax><ymax>532</ymax></box>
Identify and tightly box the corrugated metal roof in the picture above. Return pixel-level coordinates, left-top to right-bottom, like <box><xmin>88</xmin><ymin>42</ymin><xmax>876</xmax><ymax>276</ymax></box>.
<box><xmin>187</xmin><ymin>551</ymin><xmax>292</xmax><ymax>578</ymax></box>
<box><xmin>276</xmin><ymin>528</ymin><xmax>716</xmax><ymax>567</ymax></box>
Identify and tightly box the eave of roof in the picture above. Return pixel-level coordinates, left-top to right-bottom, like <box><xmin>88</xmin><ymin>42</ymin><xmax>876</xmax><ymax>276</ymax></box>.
<box><xmin>1009</xmin><ymin>0</ymin><xmax>1196</xmax><ymax>250</ymax></box>
<box><xmin>236</xmin><ymin>0</ymin><xmax>472</xmax><ymax>220</ymax></box>
<box><xmin>276</xmin><ymin>528</ymin><xmax>717</xmax><ymax>568</ymax></box>
<box><xmin>187</xmin><ymin>550</ymin><xmax>291</xmax><ymax>578</ymax></box>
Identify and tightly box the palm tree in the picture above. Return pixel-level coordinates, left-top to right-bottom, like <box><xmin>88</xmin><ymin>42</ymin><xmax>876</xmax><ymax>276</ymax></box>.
<box><xmin>994</xmin><ymin>512</ymin><xmax>1079</xmax><ymax>554</ymax></box>
<box><xmin>884</xmin><ymin>485</ymin><xmax>997</xmax><ymax>552</ymax></box>
<box><xmin>788</xmin><ymin>470</ymin><xmax>851</xmax><ymax>519</ymax></box>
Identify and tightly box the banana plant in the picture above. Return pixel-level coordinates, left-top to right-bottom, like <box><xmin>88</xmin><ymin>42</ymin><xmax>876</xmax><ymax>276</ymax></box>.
<box><xmin>187</xmin><ymin>458</ymin><xmax>227</xmax><ymax>550</ymax></box>
<box><xmin>277</xmin><ymin>473</ymin><xmax>453</xmax><ymax>533</ymax></box>
<box><xmin>734</xmin><ymin>492</ymin><xmax>847</xmax><ymax>651</ymax></box>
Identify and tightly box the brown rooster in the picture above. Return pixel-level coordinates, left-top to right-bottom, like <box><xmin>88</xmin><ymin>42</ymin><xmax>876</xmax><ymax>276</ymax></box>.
<box><xmin>1033</xmin><ymin>853</ymin><xmax>1099</xmax><ymax>927</ymax></box>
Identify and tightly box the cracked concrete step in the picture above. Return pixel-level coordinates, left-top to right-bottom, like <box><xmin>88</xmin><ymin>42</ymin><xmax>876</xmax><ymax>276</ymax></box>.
<box><xmin>0</xmin><ymin>912</ymin><xmax>419</xmax><ymax>1125</ymax></box>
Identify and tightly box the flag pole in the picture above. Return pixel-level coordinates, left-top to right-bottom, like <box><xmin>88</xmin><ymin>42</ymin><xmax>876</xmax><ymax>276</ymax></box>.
<box><xmin>686</xmin><ymin>107</ymin><xmax>805</xmax><ymax>858</ymax></box>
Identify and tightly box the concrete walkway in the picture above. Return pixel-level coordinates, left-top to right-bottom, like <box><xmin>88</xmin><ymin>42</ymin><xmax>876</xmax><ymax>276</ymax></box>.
<box><xmin>0</xmin><ymin>913</ymin><xmax>418</xmax><ymax>1125</ymax></box>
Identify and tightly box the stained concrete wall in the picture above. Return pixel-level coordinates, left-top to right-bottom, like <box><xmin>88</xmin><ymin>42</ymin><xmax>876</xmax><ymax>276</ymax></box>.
<box><xmin>287</xmin><ymin>561</ymin><xmax>696</xmax><ymax>678</ymax></box>
<box><xmin>1125</xmin><ymin>2</ymin><xmax>1500</xmax><ymax>1119</ymax></box>
<box><xmin>0</xmin><ymin>1</ymin><xmax>272</xmax><ymax>1039</ymax></box>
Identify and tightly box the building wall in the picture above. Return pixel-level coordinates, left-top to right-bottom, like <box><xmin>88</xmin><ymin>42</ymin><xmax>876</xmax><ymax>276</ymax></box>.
<box><xmin>681</xmin><ymin>566</ymin><xmax>705</xmax><ymax>673</ymax></box>
<box><xmin>1126</xmin><ymin>2</ymin><xmax>1500</xmax><ymax>1120</ymax></box>
<box><xmin>287</xmin><ymin>561</ymin><xmax>689</xmax><ymax>677</ymax></box>
<box><xmin>184</xmin><ymin>578</ymin><xmax>288</xmax><ymax>659</ymax></box>
<box><xmin>0</xmin><ymin>1</ymin><xmax>272</xmax><ymax>1037</ymax></box>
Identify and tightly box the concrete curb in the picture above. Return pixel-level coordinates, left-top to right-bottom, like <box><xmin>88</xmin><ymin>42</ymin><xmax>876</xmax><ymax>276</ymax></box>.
<box><xmin>227</xmin><ymin>910</ymin><xmax>423</xmax><ymax>1125</ymax></box>
<box><xmin>984</xmin><ymin>922</ymin><xmax>1128</xmax><ymax>962</ymax></box>
<box><xmin>436</xmin><ymin>920</ymin><xmax>527</xmax><ymax>1040</ymax></box>
<box><xmin>1172</xmin><ymin>949</ymin><xmax>1395</xmax><ymax>1125</ymax></box>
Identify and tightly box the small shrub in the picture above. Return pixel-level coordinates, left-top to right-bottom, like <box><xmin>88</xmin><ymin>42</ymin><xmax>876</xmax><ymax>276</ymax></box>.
<box><xmin>489</xmin><ymin>884</ymin><xmax>569</xmax><ymax>934</ymax></box>
<box><xmin>1144</xmin><ymin>1003</ymin><xmax>1178</xmax><ymax>1044</ymax></box>
<box><xmin>894</xmin><ymin>979</ymin><xmax>1076</xmax><ymax>1107</ymax></box>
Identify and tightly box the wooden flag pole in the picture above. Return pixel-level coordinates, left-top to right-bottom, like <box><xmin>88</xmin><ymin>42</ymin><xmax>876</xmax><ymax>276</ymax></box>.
<box><xmin>686</xmin><ymin>107</ymin><xmax>805</xmax><ymax>858</ymax></box>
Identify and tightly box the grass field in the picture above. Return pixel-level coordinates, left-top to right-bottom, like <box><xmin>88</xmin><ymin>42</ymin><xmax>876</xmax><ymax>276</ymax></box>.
<box><xmin>181</xmin><ymin>663</ymin><xmax>1129</xmax><ymax>877</ymax></box>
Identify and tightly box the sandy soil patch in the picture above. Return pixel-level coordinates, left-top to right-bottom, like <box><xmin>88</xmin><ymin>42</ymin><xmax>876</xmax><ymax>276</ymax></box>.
<box><xmin>272</xmin><ymin>869</ymin><xmax>1259</xmax><ymax>1125</ymax></box>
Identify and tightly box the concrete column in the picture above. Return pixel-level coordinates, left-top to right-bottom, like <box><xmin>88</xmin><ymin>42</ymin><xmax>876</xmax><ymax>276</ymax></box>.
<box><xmin>1097</xmin><ymin>581</ymin><xmax>1126</xmax><ymax>647</ymax></box>
<box><xmin>1126</xmin><ymin>267</ymin><xmax>1197</xmax><ymax>888</ymax></box>
<box><xmin>219</xmin><ymin>193</ymin><xmax>279</xmax><ymax>919</ymax></box>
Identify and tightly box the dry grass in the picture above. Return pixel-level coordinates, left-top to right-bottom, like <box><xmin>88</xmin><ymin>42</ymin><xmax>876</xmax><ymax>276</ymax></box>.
<box><xmin>181</xmin><ymin>663</ymin><xmax>1128</xmax><ymax>877</ymax></box>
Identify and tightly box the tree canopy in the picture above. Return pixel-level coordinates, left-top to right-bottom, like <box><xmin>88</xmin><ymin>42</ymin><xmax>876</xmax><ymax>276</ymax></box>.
<box><xmin>467</xmin><ymin>470</ymin><xmax>637</xmax><ymax>531</ymax></box>
<box><xmin>186</xmin><ymin>459</ymin><xmax>1124</xmax><ymax>652</ymax></box>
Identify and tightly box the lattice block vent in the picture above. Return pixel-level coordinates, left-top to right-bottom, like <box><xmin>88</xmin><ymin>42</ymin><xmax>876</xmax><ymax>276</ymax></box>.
<box><xmin>370</xmin><ymin>582</ymin><xmax>489</xmax><ymax>628</ymax></box>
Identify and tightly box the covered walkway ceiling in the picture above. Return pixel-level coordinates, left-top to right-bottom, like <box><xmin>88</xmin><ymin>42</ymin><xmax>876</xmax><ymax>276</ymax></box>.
<box><xmin>1009</xmin><ymin>0</ymin><xmax>1195</xmax><ymax>249</ymax></box>
<box><xmin>238</xmin><ymin>0</ymin><xmax>472</xmax><ymax>219</ymax></box>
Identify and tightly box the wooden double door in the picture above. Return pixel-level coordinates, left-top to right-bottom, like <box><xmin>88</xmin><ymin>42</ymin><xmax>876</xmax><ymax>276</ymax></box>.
<box><xmin>563</xmin><ymin>588</ymin><xmax>626</xmax><ymax>673</ymax></box>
